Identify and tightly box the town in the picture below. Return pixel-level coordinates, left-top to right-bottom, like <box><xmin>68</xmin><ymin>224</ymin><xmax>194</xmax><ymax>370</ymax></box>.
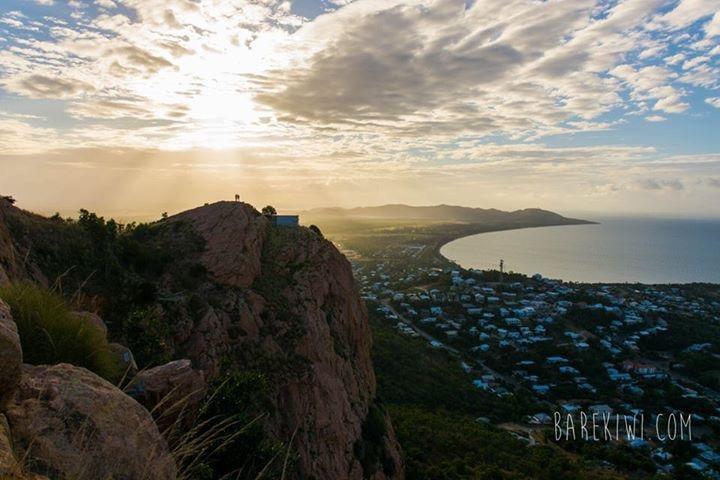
<box><xmin>351</xmin><ymin>250</ymin><xmax>720</xmax><ymax>478</ymax></box>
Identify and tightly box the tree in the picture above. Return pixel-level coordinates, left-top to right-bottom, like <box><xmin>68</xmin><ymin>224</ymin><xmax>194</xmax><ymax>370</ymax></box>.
<box><xmin>309</xmin><ymin>225</ymin><xmax>324</xmax><ymax>238</ymax></box>
<box><xmin>1</xmin><ymin>195</ymin><xmax>16</xmax><ymax>205</ymax></box>
<box><xmin>261</xmin><ymin>205</ymin><xmax>277</xmax><ymax>216</ymax></box>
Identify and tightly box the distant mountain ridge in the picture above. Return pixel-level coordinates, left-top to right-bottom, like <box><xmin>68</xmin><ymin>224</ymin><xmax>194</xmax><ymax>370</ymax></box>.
<box><xmin>304</xmin><ymin>204</ymin><xmax>593</xmax><ymax>225</ymax></box>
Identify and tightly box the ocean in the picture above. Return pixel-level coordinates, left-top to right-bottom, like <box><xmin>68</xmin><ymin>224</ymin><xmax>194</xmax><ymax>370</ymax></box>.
<box><xmin>439</xmin><ymin>216</ymin><xmax>720</xmax><ymax>284</ymax></box>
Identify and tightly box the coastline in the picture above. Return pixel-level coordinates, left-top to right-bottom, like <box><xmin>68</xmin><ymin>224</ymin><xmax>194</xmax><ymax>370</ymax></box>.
<box><xmin>436</xmin><ymin>218</ymin><xmax>720</xmax><ymax>285</ymax></box>
<box><xmin>432</xmin><ymin>219</ymin><xmax>595</xmax><ymax>268</ymax></box>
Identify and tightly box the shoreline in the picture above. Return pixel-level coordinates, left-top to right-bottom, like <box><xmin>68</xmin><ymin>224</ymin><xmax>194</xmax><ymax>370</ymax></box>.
<box><xmin>431</xmin><ymin>220</ymin><xmax>594</xmax><ymax>269</ymax></box>
<box><xmin>434</xmin><ymin>220</ymin><xmax>720</xmax><ymax>286</ymax></box>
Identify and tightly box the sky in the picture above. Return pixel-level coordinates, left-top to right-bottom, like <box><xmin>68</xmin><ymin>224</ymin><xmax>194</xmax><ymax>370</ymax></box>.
<box><xmin>1</xmin><ymin>0</ymin><xmax>720</xmax><ymax>220</ymax></box>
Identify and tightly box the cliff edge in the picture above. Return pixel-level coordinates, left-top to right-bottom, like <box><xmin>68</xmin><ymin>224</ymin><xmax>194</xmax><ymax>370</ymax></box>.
<box><xmin>0</xmin><ymin>198</ymin><xmax>404</xmax><ymax>480</ymax></box>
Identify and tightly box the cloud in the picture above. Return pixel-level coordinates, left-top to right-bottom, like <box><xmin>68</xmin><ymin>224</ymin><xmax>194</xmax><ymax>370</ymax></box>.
<box><xmin>637</xmin><ymin>178</ymin><xmax>685</xmax><ymax>191</ymax></box>
<box><xmin>109</xmin><ymin>46</ymin><xmax>175</xmax><ymax>75</ymax></box>
<box><xmin>6</xmin><ymin>74</ymin><xmax>94</xmax><ymax>99</ymax></box>
<box><xmin>654</xmin><ymin>95</ymin><xmax>689</xmax><ymax>113</ymax></box>
<box><xmin>0</xmin><ymin>0</ymin><xmax>719</xmax><ymax>218</ymax></box>
<box><xmin>665</xmin><ymin>53</ymin><xmax>685</xmax><ymax>65</ymax></box>
<box><xmin>656</xmin><ymin>0</ymin><xmax>720</xmax><ymax>31</ymax></box>
<box><xmin>706</xmin><ymin>97</ymin><xmax>720</xmax><ymax>109</ymax></box>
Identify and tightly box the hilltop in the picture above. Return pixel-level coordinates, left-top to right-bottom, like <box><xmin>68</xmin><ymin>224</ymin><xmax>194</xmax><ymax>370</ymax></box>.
<box><xmin>0</xmin><ymin>198</ymin><xmax>403</xmax><ymax>480</ymax></box>
<box><xmin>304</xmin><ymin>204</ymin><xmax>593</xmax><ymax>226</ymax></box>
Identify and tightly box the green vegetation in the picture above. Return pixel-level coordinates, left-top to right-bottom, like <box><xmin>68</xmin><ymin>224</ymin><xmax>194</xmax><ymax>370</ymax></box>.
<box><xmin>371</xmin><ymin>313</ymin><xmax>539</xmax><ymax>420</ymax></box>
<box><xmin>261</xmin><ymin>205</ymin><xmax>277</xmax><ymax>216</ymax></box>
<box><xmin>5</xmin><ymin>207</ymin><xmax>207</xmax><ymax>368</ymax></box>
<box><xmin>121</xmin><ymin>307</ymin><xmax>173</xmax><ymax>367</ymax></box>
<box><xmin>370</xmin><ymin>314</ymin><xmax>626</xmax><ymax>480</ymax></box>
<box><xmin>354</xmin><ymin>402</ymin><xmax>396</xmax><ymax>478</ymax></box>
<box><xmin>390</xmin><ymin>406</ymin><xmax>624</xmax><ymax>480</ymax></box>
<box><xmin>0</xmin><ymin>282</ymin><xmax>117</xmax><ymax>380</ymax></box>
<box><xmin>196</xmin><ymin>368</ymin><xmax>291</xmax><ymax>479</ymax></box>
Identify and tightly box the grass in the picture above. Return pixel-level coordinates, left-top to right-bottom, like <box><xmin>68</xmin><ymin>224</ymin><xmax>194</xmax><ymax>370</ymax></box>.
<box><xmin>0</xmin><ymin>283</ymin><xmax>117</xmax><ymax>380</ymax></box>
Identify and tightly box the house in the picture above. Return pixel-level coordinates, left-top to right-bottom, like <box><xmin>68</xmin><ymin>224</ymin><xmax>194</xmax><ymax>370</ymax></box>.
<box><xmin>700</xmin><ymin>450</ymin><xmax>720</xmax><ymax>465</ymax></box>
<box><xmin>622</xmin><ymin>360</ymin><xmax>657</xmax><ymax>375</ymax></box>
<box><xmin>270</xmin><ymin>214</ymin><xmax>299</xmax><ymax>226</ymax></box>
<box><xmin>589</xmin><ymin>404</ymin><xmax>613</xmax><ymax>416</ymax></box>
<box><xmin>546</xmin><ymin>356</ymin><xmax>569</xmax><ymax>365</ymax></box>
<box><xmin>532</xmin><ymin>384</ymin><xmax>550</xmax><ymax>395</ymax></box>
<box><xmin>686</xmin><ymin>458</ymin><xmax>710</xmax><ymax>472</ymax></box>
<box><xmin>529</xmin><ymin>413</ymin><xmax>552</xmax><ymax>424</ymax></box>
<box><xmin>473</xmin><ymin>379</ymin><xmax>491</xmax><ymax>390</ymax></box>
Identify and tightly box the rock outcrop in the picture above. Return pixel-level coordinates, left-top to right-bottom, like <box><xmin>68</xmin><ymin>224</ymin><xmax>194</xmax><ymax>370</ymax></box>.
<box><xmin>127</xmin><ymin>359</ymin><xmax>207</xmax><ymax>430</ymax></box>
<box><xmin>0</xmin><ymin>198</ymin><xmax>46</xmax><ymax>287</ymax></box>
<box><xmin>0</xmin><ymin>200</ymin><xmax>404</xmax><ymax>480</ymax></box>
<box><xmin>0</xmin><ymin>299</ymin><xmax>21</xmax><ymax>409</ymax></box>
<box><xmin>72</xmin><ymin>311</ymin><xmax>107</xmax><ymax>336</ymax></box>
<box><xmin>169</xmin><ymin>202</ymin><xmax>268</xmax><ymax>289</ymax></box>
<box><xmin>5</xmin><ymin>364</ymin><xmax>176</xmax><ymax>480</ymax></box>
<box><xmin>164</xmin><ymin>202</ymin><xmax>404</xmax><ymax>479</ymax></box>
<box><xmin>0</xmin><ymin>413</ymin><xmax>18</xmax><ymax>477</ymax></box>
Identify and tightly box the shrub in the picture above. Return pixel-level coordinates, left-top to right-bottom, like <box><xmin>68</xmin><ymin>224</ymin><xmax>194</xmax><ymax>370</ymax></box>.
<box><xmin>196</xmin><ymin>369</ymin><xmax>289</xmax><ymax>478</ymax></box>
<box><xmin>261</xmin><ymin>205</ymin><xmax>277</xmax><ymax>216</ymax></box>
<box><xmin>121</xmin><ymin>307</ymin><xmax>172</xmax><ymax>368</ymax></box>
<box><xmin>0</xmin><ymin>283</ymin><xmax>117</xmax><ymax>380</ymax></box>
<box><xmin>309</xmin><ymin>224</ymin><xmax>324</xmax><ymax>238</ymax></box>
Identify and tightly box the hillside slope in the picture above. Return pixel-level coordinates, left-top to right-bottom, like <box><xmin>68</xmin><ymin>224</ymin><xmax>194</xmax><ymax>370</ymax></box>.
<box><xmin>304</xmin><ymin>204</ymin><xmax>592</xmax><ymax>226</ymax></box>
<box><xmin>0</xmin><ymin>199</ymin><xmax>404</xmax><ymax>480</ymax></box>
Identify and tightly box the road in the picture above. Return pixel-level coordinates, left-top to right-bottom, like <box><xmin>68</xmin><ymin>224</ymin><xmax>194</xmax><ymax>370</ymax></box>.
<box><xmin>381</xmin><ymin>300</ymin><xmax>459</xmax><ymax>354</ymax></box>
<box><xmin>381</xmin><ymin>300</ymin><xmax>559</xmax><ymax>410</ymax></box>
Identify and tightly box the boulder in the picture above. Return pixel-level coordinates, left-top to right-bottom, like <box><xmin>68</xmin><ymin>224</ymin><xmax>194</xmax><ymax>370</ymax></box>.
<box><xmin>72</xmin><ymin>311</ymin><xmax>107</xmax><ymax>336</ymax></box>
<box><xmin>167</xmin><ymin>202</ymin><xmax>268</xmax><ymax>288</ymax></box>
<box><xmin>0</xmin><ymin>299</ymin><xmax>22</xmax><ymax>408</ymax></box>
<box><xmin>127</xmin><ymin>359</ymin><xmax>207</xmax><ymax>430</ymax></box>
<box><xmin>109</xmin><ymin>342</ymin><xmax>138</xmax><ymax>379</ymax></box>
<box><xmin>5</xmin><ymin>364</ymin><xmax>176</xmax><ymax>480</ymax></box>
<box><xmin>1</xmin><ymin>413</ymin><xmax>18</xmax><ymax>476</ymax></box>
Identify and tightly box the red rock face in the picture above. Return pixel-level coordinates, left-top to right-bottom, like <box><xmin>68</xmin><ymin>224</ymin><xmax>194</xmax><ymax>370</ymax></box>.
<box><xmin>168</xmin><ymin>202</ymin><xmax>268</xmax><ymax>289</ymax></box>
<box><xmin>0</xmin><ymin>200</ymin><xmax>404</xmax><ymax>479</ymax></box>
<box><xmin>0</xmin><ymin>299</ymin><xmax>21</xmax><ymax>409</ymax></box>
<box><xmin>169</xmin><ymin>202</ymin><xmax>404</xmax><ymax>480</ymax></box>
<box><xmin>6</xmin><ymin>364</ymin><xmax>176</xmax><ymax>480</ymax></box>
<box><xmin>0</xmin><ymin>201</ymin><xmax>24</xmax><ymax>286</ymax></box>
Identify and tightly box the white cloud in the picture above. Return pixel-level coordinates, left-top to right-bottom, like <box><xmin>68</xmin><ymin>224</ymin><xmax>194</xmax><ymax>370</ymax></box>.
<box><xmin>0</xmin><ymin>0</ymin><xmax>719</xmax><ymax>217</ymax></box>
<box><xmin>706</xmin><ymin>97</ymin><xmax>720</xmax><ymax>109</ymax></box>
<box><xmin>654</xmin><ymin>95</ymin><xmax>689</xmax><ymax>113</ymax></box>
<box><xmin>657</xmin><ymin>0</ymin><xmax>720</xmax><ymax>31</ymax></box>
<box><xmin>665</xmin><ymin>53</ymin><xmax>686</xmax><ymax>65</ymax></box>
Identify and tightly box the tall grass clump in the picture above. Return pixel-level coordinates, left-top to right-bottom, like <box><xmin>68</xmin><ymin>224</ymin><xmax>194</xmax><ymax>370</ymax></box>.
<box><xmin>0</xmin><ymin>282</ymin><xmax>117</xmax><ymax>380</ymax></box>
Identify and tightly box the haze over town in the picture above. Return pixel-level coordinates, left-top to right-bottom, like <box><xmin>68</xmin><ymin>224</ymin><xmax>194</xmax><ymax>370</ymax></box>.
<box><xmin>1</xmin><ymin>0</ymin><xmax>720</xmax><ymax>219</ymax></box>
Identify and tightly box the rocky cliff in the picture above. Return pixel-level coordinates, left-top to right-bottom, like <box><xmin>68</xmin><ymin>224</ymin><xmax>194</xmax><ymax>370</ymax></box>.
<box><xmin>0</xmin><ymin>198</ymin><xmax>404</xmax><ymax>480</ymax></box>
<box><xmin>163</xmin><ymin>202</ymin><xmax>403</xmax><ymax>479</ymax></box>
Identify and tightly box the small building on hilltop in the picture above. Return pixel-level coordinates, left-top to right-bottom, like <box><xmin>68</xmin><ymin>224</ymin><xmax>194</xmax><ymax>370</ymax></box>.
<box><xmin>270</xmin><ymin>215</ymin><xmax>299</xmax><ymax>226</ymax></box>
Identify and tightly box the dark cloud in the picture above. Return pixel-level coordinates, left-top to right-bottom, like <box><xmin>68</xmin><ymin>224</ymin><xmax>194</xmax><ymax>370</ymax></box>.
<box><xmin>111</xmin><ymin>45</ymin><xmax>174</xmax><ymax>74</ymax></box>
<box><xmin>637</xmin><ymin>178</ymin><xmax>684</xmax><ymax>191</ymax></box>
<box><xmin>257</xmin><ymin>3</ymin><xmax>525</xmax><ymax>128</ymax></box>
<box><xmin>13</xmin><ymin>74</ymin><xmax>94</xmax><ymax>99</ymax></box>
